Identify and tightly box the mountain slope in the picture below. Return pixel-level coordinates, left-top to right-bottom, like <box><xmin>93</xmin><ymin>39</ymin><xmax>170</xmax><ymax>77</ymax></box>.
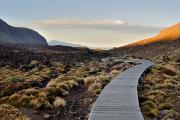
<box><xmin>109</xmin><ymin>23</ymin><xmax>180</xmax><ymax>60</ymax></box>
<box><xmin>127</xmin><ymin>23</ymin><xmax>180</xmax><ymax>47</ymax></box>
<box><xmin>0</xmin><ymin>19</ymin><xmax>47</xmax><ymax>45</ymax></box>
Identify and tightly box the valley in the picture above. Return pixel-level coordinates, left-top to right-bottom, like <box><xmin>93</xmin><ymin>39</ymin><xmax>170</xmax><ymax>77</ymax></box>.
<box><xmin>0</xmin><ymin>19</ymin><xmax>179</xmax><ymax>120</ymax></box>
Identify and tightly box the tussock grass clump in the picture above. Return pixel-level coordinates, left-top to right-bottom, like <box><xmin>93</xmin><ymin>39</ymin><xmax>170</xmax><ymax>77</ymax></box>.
<box><xmin>53</xmin><ymin>97</ymin><xmax>66</xmax><ymax>108</ymax></box>
<box><xmin>158</xmin><ymin>103</ymin><xmax>173</xmax><ymax>111</ymax></box>
<box><xmin>47</xmin><ymin>79</ymin><xmax>79</xmax><ymax>92</ymax></box>
<box><xmin>141</xmin><ymin>101</ymin><xmax>160</xmax><ymax>118</ymax></box>
<box><xmin>40</xmin><ymin>71</ymin><xmax>89</xmax><ymax>107</ymax></box>
<box><xmin>110</xmin><ymin>70</ymin><xmax>120</xmax><ymax>76</ymax></box>
<box><xmin>42</xmin><ymin>87</ymin><xmax>69</xmax><ymax>97</ymax></box>
<box><xmin>22</xmin><ymin>88</ymin><xmax>40</xmax><ymax>96</ymax></box>
<box><xmin>30</xmin><ymin>97</ymin><xmax>53</xmax><ymax>110</ymax></box>
<box><xmin>142</xmin><ymin>101</ymin><xmax>157</xmax><ymax>109</ymax></box>
<box><xmin>8</xmin><ymin>76</ymin><xmax>23</xmax><ymax>83</ymax></box>
<box><xmin>154</xmin><ymin>64</ymin><xmax>163</xmax><ymax>70</ymax></box>
<box><xmin>147</xmin><ymin>90</ymin><xmax>166</xmax><ymax>97</ymax></box>
<box><xmin>51</xmin><ymin>62</ymin><xmax>64</xmax><ymax>68</ymax></box>
<box><xmin>88</xmin><ymin>82</ymin><xmax>102</xmax><ymax>92</ymax></box>
<box><xmin>27</xmin><ymin>68</ymin><xmax>39</xmax><ymax>75</ymax></box>
<box><xmin>0</xmin><ymin>88</ymin><xmax>56</xmax><ymax>110</ymax></box>
<box><xmin>67</xmin><ymin>67</ymin><xmax>89</xmax><ymax>77</ymax></box>
<box><xmin>29</xmin><ymin>60</ymin><xmax>39</xmax><ymax>67</ymax></box>
<box><xmin>84</xmin><ymin>74</ymin><xmax>111</xmax><ymax>86</ymax></box>
<box><xmin>0</xmin><ymin>104</ymin><xmax>30</xmax><ymax>120</ymax></box>
<box><xmin>84</xmin><ymin>74</ymin><xmax>112</xmax><ymax>95</ymax></box>
<box><xmin>161</xmin><ymin>67</ymin><xmax>177</xmax><ymax>76</ymax></box>
<box><xmin>111</xmin><ymin>63</ymin><xmax>131</xmax><ymax>71</ymax></box>
<box><xmin>175</xmin><ymin>54</ymin><xmax>180</xmax><ymax>62</ymax></box>
<box><xmin>83</xmin><ymin>76</ymin><xmax>96</xmax><ymax>86</ymax></box>
<box><xmin>153</xmin><ymin>64</ymin><xmax>177</xmax><ymax>76</ymax></box>
<box><xmin>46</xmin><ymin>80</ymin><xmax>57</xmax><ymax>88</ymax></box>
<box><xmin>161</xmin><ymin>110</ymin><xmax>176</xmax><ymax>120</ymax></box>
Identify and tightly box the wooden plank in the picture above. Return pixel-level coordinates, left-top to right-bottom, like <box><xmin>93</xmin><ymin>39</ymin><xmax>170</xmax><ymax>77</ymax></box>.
<box><xmin>88</xmin><ymin>60</ymin><xmax>154</xmax><ymax>120</ymax></box>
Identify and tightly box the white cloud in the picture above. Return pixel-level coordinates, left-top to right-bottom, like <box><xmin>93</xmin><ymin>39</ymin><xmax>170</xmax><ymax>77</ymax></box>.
<box><xmin>15</xmin><ymin>19</ymin><xmax>163</xmax><ymax>48</ymax></box>
<box><xmin>33</xmin><ymin>19</ymin><xmax>133</xmax><ymax>26</ymax></box>
<box><xmin>29</xmin><ymin>19</ymin><xmax>161</xmax><ymax>34</ymax></box>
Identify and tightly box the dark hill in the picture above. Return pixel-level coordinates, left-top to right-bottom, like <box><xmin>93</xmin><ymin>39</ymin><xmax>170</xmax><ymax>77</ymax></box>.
<box><xmin>0</xmin><ymin>19</ymin><xmax>47</xmax><ymax>45</ymax></box>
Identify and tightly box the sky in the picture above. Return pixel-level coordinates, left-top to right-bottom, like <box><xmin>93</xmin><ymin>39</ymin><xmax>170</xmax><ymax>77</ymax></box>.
<box><xmin>0</xmin><ymin>0</ymin><xmax>179</xmax><ymax>48</ymax></box>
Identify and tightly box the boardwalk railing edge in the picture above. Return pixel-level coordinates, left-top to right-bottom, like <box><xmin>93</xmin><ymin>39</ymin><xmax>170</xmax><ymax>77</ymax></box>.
<box><xmin>88</xmin><ymin>60</ymin><xmax>154</xmax><ymax>120</ymax></box>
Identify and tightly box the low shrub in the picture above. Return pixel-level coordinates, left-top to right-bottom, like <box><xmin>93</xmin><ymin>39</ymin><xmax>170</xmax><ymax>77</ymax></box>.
<box><xmin>8</xmin><ymin>76</ymin><xmax>22</xmax><ymax>83</ymax></box>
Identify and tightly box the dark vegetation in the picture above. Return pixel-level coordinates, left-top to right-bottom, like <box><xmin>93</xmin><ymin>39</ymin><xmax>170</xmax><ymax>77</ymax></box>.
<box><xmin>0</xmin><ymin>44</ymin><xmax>109</xmax><ymax>68</ymax></box>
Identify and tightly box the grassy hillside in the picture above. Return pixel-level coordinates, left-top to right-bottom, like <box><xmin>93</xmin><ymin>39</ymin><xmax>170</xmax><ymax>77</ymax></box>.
<box><xmin>110</xmin><ymin>23</ymin><xmax>180</xmax><ymax>62</ymax></box>
<box><xmin>127</xmin><ymin>23</ymin><xmax>180</xmax><ymax>46</ymax></box>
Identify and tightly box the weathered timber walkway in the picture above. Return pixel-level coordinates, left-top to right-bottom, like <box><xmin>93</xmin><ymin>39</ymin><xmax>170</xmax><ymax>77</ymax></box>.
<box><xmin>88</xmin><ymin>60</ymin><xmax>154</xmax><ymax>120</ymax></box>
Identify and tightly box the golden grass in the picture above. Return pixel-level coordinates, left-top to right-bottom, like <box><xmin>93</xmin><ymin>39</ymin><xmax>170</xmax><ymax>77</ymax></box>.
<box><xmin>53</xmin><ymin>97</ymin><xmax>66</xmax><ymax>108</ymax></box>
<box><xmin>175</xmin><ymin>54</ymin><xmax>180</xmax><ymax>62</ymax></box>
<box><xmin>158</xmin><ymin>103</ymin><xmax>173</xmax><ymax>111</ymax></box>
<box><xmin>110</xmin><ymin>70</ymin><xmax>120</xmax><ymax>76</ymax></box>
<box><xmin>0</xmin><ymin>104</ymin><xmax>30</xmax><ymax>120</ymax></box>
<box><xmin>83</xmin><ymin>74</ymin><xmax>112</xmax><ymax>95</ymax></box>
<box><xmin>47</xmin><ymin>79</ymin><xmax>79</xmax><ymax>92</ymax></box>
<box><xmin>0</xmin><ymin>68</ymin><xmax>24</xmax><ymax>83</ymax></box>
<box><xmin>0</xmin><ymin>88</ymin><xmax>54</xmax><ymax>110</ymax></box>
<box><xmin>126</xmin><ymin>23</ymin><xmax>180</xmax><ymax>47</ymax></box>
<box><xmin>140</xmin><ymin>64</ymin><xmax>180</xmax><ymax>119</ymax></box>
<box><xmin>0</xmin><ymin>57</ymin><xmax>133</xmax><ymax>119</ymax></box>
<box><xmin>141</xmin><ymin>101</ymin><xmax>159</xmax><ymax>118</ymax></box>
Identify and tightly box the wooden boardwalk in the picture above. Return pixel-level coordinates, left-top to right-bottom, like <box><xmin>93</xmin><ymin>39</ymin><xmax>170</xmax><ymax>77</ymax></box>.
<box><xmin>88</xmin><ymin>60</ymin><xmax>154</xmax><ymax>120</ymax></box>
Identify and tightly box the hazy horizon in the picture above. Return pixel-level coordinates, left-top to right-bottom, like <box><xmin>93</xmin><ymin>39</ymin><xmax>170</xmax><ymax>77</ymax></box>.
<box><xmin>0</xmin><ymin>0</ymin><xmax>179</xmax><ymax>48</ymax></box>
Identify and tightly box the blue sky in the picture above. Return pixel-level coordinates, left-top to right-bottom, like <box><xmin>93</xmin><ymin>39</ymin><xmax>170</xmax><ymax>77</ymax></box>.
<box><xmin>0</xmin><ymin>0</ymin><xmax>179</xmax><ymax>48</ymax></box>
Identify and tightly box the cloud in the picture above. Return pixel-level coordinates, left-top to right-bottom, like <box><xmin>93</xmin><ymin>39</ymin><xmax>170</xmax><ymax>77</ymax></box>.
<box><xmin>15</xmin><ymin>19</ymin><xmax>163</xmax><ymax>48</ymax></box>
<box><xmin>30</xmin><ymin>19</ymin><xmax>162</xmax><ymax>34</ymax></box>
<box><xmin>33</xmin><ymin>19</ymin><xmax>134</xmax><ymax>26</ymax></box>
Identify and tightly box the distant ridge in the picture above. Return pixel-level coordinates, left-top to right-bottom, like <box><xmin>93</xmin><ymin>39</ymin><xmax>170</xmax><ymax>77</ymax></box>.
<box><xmin>0</xmin><ymin>19</ymin><xmax>47</xmax><ymax>45</ymax></box>
<box><xmin>48</xmin><ymin>40</ymin><xmax>86</xmax><ymax>47</ymax></box>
